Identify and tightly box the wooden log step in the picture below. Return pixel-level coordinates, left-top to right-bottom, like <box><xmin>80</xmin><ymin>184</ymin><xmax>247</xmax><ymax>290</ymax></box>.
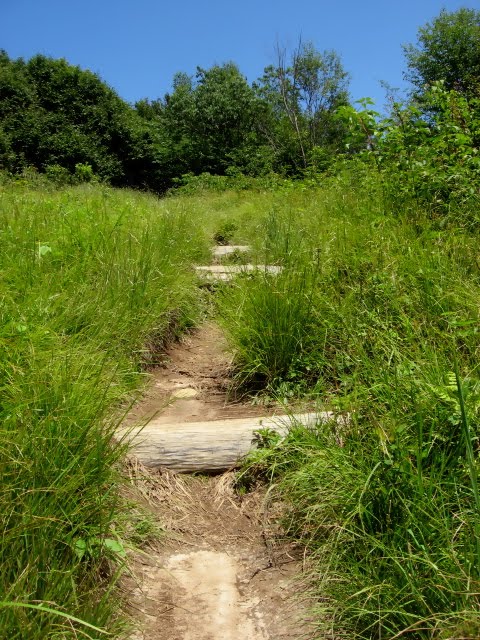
<box><xmin>211</xmin><ymin>245</ymin><xmax>250</xmax><ymax>258</ymax></box>
<box><xmin>195</xmin><ymin>265</ymin><xmax>282</xmax><ymax>282</ymax></box>
<box><xmin>119</xmin><ymin>411</ymin><xmax>340</xmax><ymax>473</ymax></box>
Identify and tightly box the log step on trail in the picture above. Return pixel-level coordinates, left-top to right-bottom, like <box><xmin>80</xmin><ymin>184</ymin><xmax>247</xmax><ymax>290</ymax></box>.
<box><xmin>211</xmin><ymin>245</ymin><xmax>250</xmax><ymax>258</ymax></box>
<box><xmin>123</xmin><ymin>255</ymin><xmax>330</xmax><ymax>639</ymax></box>
<box><xmin>195</xmin><ymin>264</ymin><xmax>282</xmax><ymax>282</ymax></box>
<box><xmin>121</xmin><ymin>411</ymin><xmax>341</xmax><ymax>472</ymax></box>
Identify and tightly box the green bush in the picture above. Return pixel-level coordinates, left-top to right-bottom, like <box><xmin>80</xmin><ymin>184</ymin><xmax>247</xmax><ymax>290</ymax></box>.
<box><xmin>74</xmin><ymin>162</ymin><xmax>95</xmax><ymax>183</ymax></box>
<box><xmin>336</xmin><ymin>85</ymin><xmax>480</xmax><ymax>226</ymax></box>
<box><xmin>45</xmin><ymin>163</ymin><xmax>72</xmax><ymax>185</ymax></box>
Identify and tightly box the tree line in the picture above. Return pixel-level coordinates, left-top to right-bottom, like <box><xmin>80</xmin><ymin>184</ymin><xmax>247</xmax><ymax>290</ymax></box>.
<box><xmin>0</xmin><ymin>7</ymin><xmax>479</xmax><ymax>194</ymax></box>
<box><xmin>0</xmin><ymin>40</ymin><xmax>349</xmax><ymax>191</ymax></box>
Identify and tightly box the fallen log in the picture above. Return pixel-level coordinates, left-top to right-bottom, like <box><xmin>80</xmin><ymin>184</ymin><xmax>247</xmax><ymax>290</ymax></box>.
<box><xmin>119</xmin><ymin>412</ymin><xmax>342</xmax><ymax>473</ymax></box>
<box><xmin>211</xmin><ymin>245</ymin><xmax>250</xmax><ymax>258</ymax></box>
<box><xmin>195</xmin><ymin>264</ymin><xmax>282</xmax><ymax>282</ymax></box>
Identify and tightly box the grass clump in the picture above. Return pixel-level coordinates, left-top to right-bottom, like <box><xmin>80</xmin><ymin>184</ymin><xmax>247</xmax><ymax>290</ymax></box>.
<box><xmin>243</xmin><ymin>374</ymin><xmax>480</xmax><ymax>638</ymax></box>
<box><xmin>0</xmin><ymin>182</ymin><xmax>208</xmax><ymax>638</ymax></box>
<box><xmin>215</xmin><ymin>173</ymin><xmax>480</xmax><ymax>638</ymax></box>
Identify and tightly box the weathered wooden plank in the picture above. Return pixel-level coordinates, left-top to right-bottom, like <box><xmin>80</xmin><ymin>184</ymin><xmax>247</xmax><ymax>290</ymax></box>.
<box><xmin>195</xmin><ymin>264</ymin><xmax>282</xmax><ymax>282</ymax></box>
<box><xmin>119</xmin><ymin>412</ymin><xmax>341</xmax><ymax>473</ymax></box>
<box><xmin>211</xmin><ymin>245</ymin><xmax>250</xmax><ymax>258</ymax></box>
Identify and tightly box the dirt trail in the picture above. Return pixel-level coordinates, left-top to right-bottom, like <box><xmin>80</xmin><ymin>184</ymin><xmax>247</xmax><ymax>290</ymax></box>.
<box><xmin>125</xmin><ymin>323</ymin><xmax>268</xmax><ymax>427</ymax></box>
<box><xmin>124</xmin><ymin>324</ymin><xmax>314</xmax><ymax>640</ymax></box>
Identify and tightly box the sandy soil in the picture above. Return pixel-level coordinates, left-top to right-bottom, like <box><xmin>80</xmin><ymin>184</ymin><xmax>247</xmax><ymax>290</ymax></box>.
<box><xmin>123</xmin><ymin>322</ymin><xmax>315</xmax><ymax>640</ymax></box>
<box><xmin>124</xmin><ymin>468</ymin><xmax>314</xmax><ymax>640</ymax></box>
<box><xmin>125</xmin><ymin>323</ymin><xmax>270</xmax><ymax>427</ymax></box>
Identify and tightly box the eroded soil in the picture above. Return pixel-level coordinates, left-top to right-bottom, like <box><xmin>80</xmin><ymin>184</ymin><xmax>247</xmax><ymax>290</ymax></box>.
<box><xmin>124</xmin><ymin>468</ymin><xmax>314</xmax><ymax>640</ymax></box>
<box><xmin>125</xmin><ymin>323</ymin><xmax>269</xmax><ymax>427</ymax></box>
<box><xmin>123</xmin><ymin>324</ymin><xmax>315</xmax><ymax>640</ymax></box>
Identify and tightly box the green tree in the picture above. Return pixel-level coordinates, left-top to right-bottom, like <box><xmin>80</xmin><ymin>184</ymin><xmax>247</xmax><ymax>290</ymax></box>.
<box><xmin>161</xmin><ymin>63</ymin><xmax>267</xmax><ymax>177</ymax></box>
<box><xmin>337</xmin><ymin>85</ymin><xmax>480</xmax><ymax>218</ymax></box>
<box><xmin>192</xmin><ymin>63</ymin><xmax>265</xmax><ymax>174</ymax></box>
<box><xmin>403</xmin><ymin>8</ymin><xmax>480</xmax><ymax>98</ymax></box>
<box><xmin>0</xmin><ymin>52</ymin><xmax>164</xmax><ymax>189</ymax></box>
<box><xmin>160</xmin><ymin>71</ymin><xmax>197</xmax><ymax>178</ymax></box>
<box><xmin>0</xmin><ymin>51</ymin><xmax>35</xmax><ymax>171</ymax></box>
<box><xmin>255</xmin><ymin>40</ymin><xmax>350</xmax><ymax>171</ymax></box>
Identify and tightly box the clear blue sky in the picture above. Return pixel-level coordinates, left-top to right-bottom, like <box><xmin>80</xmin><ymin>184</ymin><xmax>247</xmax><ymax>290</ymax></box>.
<box><xmin>1</xmin><ymin>1</ymin><xmax>477</xmax><ymax>111</ymax></box>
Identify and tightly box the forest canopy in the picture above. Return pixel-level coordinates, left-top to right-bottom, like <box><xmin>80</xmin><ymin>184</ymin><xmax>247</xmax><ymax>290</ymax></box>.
<box><xmin>0</xmin><ymin>42</ymin><xmax>352</xmax><ymax>190</ymax></box>
<box><xmin>0</xmin><ymin>7</ymin><xmax>479</xmax><ymax>196</ymax></box>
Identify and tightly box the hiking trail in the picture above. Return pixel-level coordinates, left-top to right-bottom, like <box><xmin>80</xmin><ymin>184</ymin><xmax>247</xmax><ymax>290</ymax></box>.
<box><xmin>122</xmin><ymin>250</ymin><xmax>316</xmax><ymax>640</ymax></box>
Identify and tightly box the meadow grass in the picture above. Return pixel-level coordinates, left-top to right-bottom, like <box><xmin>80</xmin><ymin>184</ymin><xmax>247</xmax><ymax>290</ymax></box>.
<box><xmin>3</xmin><ymin>171</ymin><xmax>480</xmax><ymax>638</ymax></box>
<box><xmin>212</xmin><ymin>173</ymin><xmax>480</xmax><ymax>638</ymax></box>
<box><xmin>0</xmin><ymin>181</ymin><xmax>210</xmax><ymax>638</ymax></box>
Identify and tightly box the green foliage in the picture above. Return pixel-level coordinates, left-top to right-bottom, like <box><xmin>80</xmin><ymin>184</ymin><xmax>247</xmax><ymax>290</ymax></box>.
<box><xmin>74</xmin><ymin>162</ymin><xmax>95</xmax><ymax>183</ymax></box>
<box><xmin>213</xmin><ymin>178</ymin><xmax>480</xmax><ymax>637</ymax></box>
<box><xmin>160</xmin><ymin>63</ymin><xmax>267</xmax><ymax>179</ymax></box>
<box><xmin>220</xmin><ymin>260</ymin><xmax>322</xmax><ymax>389</ymax></box>
<box><xmin>0</xmin><ymin>14</ymin><xmax>478</xmax><ymax>637</ymax></box>
<box><xmin>45</xmin><ymin>163</ymin><xmax>73</xmax><ymax>185</ymax></box>
<box><xmin>170</xmin><ymin>170</ymin><xmax>287</xmax><ymax>195</ymax></box>
<box><xmin>336</xmin><ymin>85</ymin><xmax>480</xmax><ymax>222</ymax></box>
<box><xmin>255</xmin><ymin>41</ymin><xmax>350</xmax><ymax>172</ymax></box>
<box><xmin>0</xmin><ymin>51</ymin><xmax>162</xmax><ymax>190</ymax></box>
<box><xmin>0</xmin><ymin>45</ymin><xmax>352</xmax><ymax>189</ymax></box>
<box><xmin>335</xmin><ymin>97</ymin><xmax>379</xmax><ymax>153</ymax></box>
<box><xmin>28</xmin><ymin>162</ymin><xmax>97</xmax><ymax>188</ymax></box>
<box><xmin>403</xmin><ymin>8</ymin><xmax>480</xmax><ymax>98</ymax></box>
<box><xmin>4</xmin><ymin>11</ymin><xmax>478</xmax><ymax>195</ymax></box>
<box><xmin>242</xmin><ymin>398</ymin><xmax>480</xmax><ymax>638</ymax></box>
<box><xmin>0</xmin><ymin>183</ymin><xmax>207</xmax><ymax>638</ymax></box>
<box><xmin>192</xmin><ymin>63</ymin><xmax>263</xmax><ymax>173</ymax></box>
<box><xmin>213</xmin><ymin>219</ymin><xmax>238</xmax><ymax>245</ymax></box>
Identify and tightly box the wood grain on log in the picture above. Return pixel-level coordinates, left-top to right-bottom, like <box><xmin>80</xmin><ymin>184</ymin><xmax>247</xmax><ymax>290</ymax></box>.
<box><xmin>119</xmin><ymin>412</ymin><xmax>342</xmax><ymax>472</ymax></box>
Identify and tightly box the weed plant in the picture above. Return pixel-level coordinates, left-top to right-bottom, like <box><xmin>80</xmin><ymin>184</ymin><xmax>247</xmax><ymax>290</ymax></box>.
<box><xmin>216</xmin><ymin>172</ymin><xmax>480</xmax><ymax>638</ymax></box>
<box><xmin>0</xmin><ymin>182</ymin><xmax>208</xmax><ymax>638</ymax></box>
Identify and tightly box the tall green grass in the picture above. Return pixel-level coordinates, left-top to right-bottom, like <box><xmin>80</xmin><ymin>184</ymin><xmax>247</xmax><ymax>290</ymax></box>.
<box><xmin>215</xmin><ymin>173</ymin><xmax>480</xmax><ymax>638</ymax></box>
<box><xmin>0</xmin><ymin>182</ymin><xmax>208</xmax><ymax>638</ymax></box>
<box><xmin>241</xmin><ymin>375</ymin><xmax>480</xmax><ymax>638</ymax></box>
<box><xmin>6</xmin><ymin>172</ymin><xmax>477</xmax><ymax>638</ymax></box>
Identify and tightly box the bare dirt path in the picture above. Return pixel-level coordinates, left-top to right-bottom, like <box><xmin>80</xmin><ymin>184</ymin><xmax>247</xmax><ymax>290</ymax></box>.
<box><xmin>125</xmin><ymin>323</ymin><xmax>269</xmax><ymax>427</ymax></box>
<box><xmin>123</xmin><ymin>323</ymin><xmax>315</xmax><ymax>640</ymax></box>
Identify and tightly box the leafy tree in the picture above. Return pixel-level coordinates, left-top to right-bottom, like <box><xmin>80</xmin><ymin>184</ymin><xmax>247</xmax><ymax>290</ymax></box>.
<box><xmin>159</xmin><ymin>71</ymin><xmax>197</xmax><ymax>178</ymax></box>
<box><xmin>1</xmin><ymin>46</ymin><xmax>350</xmax><ymax>189</ymax></box>
<box><xmin>0</xmin><ymin>51</ymin><xmax>35</xmax><ymax>171</ymax></box>
<box><xmin>192</xmin><ymin>63</ymin><xmax>265</xmax><ymax>174</ymax></box>
<box><xmin>160</xmin><ymin>63</ymin><xmax>267</xmax><ymax>177</ymax></box>
<box><xmin>24</xmin><ymin>55</ymin><xmax>135</xmax><ymax>180</ymax></box>
<box><xmin>403</xmin><ymin>8</ymin><xmax>480</xmax><ymax>98</ymax></box>
<box><xmin>255</xmin><ymin>41</ymin><xmax>350</xmax><ymax>171</ymax></box>
<box><xmin>0</xmin><ymin>51</ymin><xmax>163</xmax><ymax>189</ymax></box>
<box><xmin>135</xmin><ymin>97</ymin><xmax>164</xmax><ymax>121</ymax></box>
<box><xmin>337</xmin><ymin>85</ymin><xmax>480</xmax><ymax>220</ymax></box>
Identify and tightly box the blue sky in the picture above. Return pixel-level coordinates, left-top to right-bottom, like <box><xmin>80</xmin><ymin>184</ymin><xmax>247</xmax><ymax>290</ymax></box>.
<box><xmin>1</xmin><ymin>1</ymin><xmax>477</xmax><ymax>111</ymax></box>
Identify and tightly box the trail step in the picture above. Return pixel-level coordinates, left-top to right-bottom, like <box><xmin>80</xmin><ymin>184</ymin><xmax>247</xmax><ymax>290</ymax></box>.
<box><xmin>120</xmin><ymin>412</ymin><xmax>344</xmax><ymax>473</ymax></box>
<box><xmin>212</xmin><ymin>245</ymin><xmax>250</xmax><ymax>258</ymax></box>
<box><xmin>195</xmin><ymin>264</ymin><xmax>282</xmax><ymax>282</ymax></box>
